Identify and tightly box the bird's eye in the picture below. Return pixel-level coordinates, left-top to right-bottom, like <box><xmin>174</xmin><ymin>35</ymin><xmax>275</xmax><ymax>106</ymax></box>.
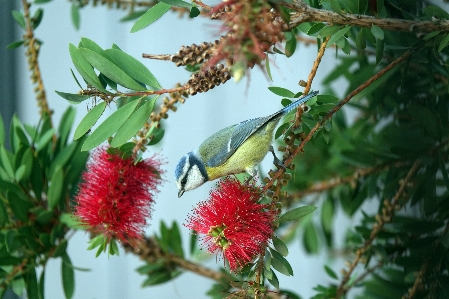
<box><xmin>181</xmin><ymin>176</ymin><xmax>187</xmax><ymax>186</ymax></box>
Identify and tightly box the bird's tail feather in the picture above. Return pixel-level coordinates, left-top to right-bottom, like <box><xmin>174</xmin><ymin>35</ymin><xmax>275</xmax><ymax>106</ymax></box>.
<box><xmin>279</xmin><ymin>90</ymin><xmax>319</xmax><ymax>115</ymax></box>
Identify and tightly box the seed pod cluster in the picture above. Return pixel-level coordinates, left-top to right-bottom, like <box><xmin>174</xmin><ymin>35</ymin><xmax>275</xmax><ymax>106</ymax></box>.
<box><xmin>187</xmin><ymin>64</ymin><xmax>231</xmax><ymax>95</ymax></box>
<box><xmin>210</xmin><ymin>4</ymin><xmax>233</xmax><ymax>20</ymax></box>
<box><xmin>254</xmin><ymin>12</ymin><xmax>289</xmax><ymax>52</ymax></box>
<box><xmin>170</xmin><ymin>42</ymin><xmax>218</xmax><ymax>67</ymax></box>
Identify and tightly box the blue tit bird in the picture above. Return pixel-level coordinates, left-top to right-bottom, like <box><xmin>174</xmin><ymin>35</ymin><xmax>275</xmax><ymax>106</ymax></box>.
<box><xmin>175</xmin><ymin>90</ymin><xmax>319</xmax><ymax>197</ymax></box>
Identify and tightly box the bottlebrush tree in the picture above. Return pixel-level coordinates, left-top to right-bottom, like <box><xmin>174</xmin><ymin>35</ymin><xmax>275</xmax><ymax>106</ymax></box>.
<box><xmin>1</xmin><ymin>0</ymin><xmax>449</xmax><ymax>299</ymax></box>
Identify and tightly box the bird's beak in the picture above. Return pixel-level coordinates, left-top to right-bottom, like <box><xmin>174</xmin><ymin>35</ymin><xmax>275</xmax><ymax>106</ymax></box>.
<box><xmin>178</xmin><ymin>189</ymin><xmax>185</xmax><ymax>198</ymax></box>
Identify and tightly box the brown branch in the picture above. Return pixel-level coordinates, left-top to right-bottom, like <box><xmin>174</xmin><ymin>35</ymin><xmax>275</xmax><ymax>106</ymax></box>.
<box><xmin>22</xmin><ymin>0</ymin><xmax>52</xmax><ymax>123</ymax></box>
<box><xmin>336</xmin><ymin>159</ymin><xmax>422</xmax><ymax>298</ymax></box>
<box><xmin>123</xmin><ymin>236</ymin><xmax>232</xmax><ymax>283</ymax></box>
<box><xmin>289</xmin><ymin>0</ymin><xmax>449</xmax><ymax>33</ymax></box>
<box><xmin>303</xmin><ymin>37</ymin><xmax>328</xmax><ymax>96</ymax></box>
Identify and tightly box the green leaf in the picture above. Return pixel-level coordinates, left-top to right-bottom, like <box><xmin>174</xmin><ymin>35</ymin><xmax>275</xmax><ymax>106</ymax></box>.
<box><xmin>424</xmin><ymin>5</ymin><xmax>449</xmax><ymax>19</ymax></box>
<box><xmin>303</xmin><ymin>222</ymin><xmax>319</xmax><ymax>254</ymax></box>
<box><xmin>371</xmin><ymin>25</ymin><xmax>384</xmax><ymax>40</ymax></box>
<box><xmin>319</xmin><ymin>25</ymin><xmax>342</xmax><ymax>37</ymax></box>
<box><xmin>58</xmin><ymin>106</ymin><xmax>77</xmax><ymax>146</ymax></box>
<box><xmin>55</xmin><ymin>90</ymin><xmax>90</xmax><ymax>104</ymax></box>
<box><xmin>268</xmin><ymin>87</ymin><xmax>295</xmax><ymax>98</ymax></box>
<box><xmin>307</xmin><ymin>23</ymin><xmax>326</xmax><ymax>35</ymax></box>
<box><xmin>266</xmin><ymin>55</ymin><xmax>273</xmax><ymax>81</ymax></box>
<box><xmin>0</xmin><ymin>200</ymin><xmax>8</xmax><ymax>226</ymax></box>
<box><xmin>82</xmin><ymin>100</ymin><xmax>140</xmax><ymax>151</ymax></box>
<box><xmin>35</xmin><ymin>128</ymin><xmax>55</xmax><ymax>152</ymax></box>
<box><xmin>356</xmin><ymin>29</ymin><xmax>366</xmax><ymax>51</ymax></box>
<box><xmin>60</xmin><ymin>213</ymin><xmax>84</xmax><ymax>229</ymax></box>
<box><xmin>169</xmin><ymin>222</ymin><xmax>184</xmax><ymax>258</ymax></box>
<box><xmin>270</xmin><ymin>248</ymin><xmax>293</xmax><ymax>276</ymax></box>
<box><xmin>0</xmin><ymin>146</ymin><xmax>14</xmax><ymax>179</ymax></box>
<box><xmin>105</xmin><ymin>49</ymin><xmax>161</xmax><ymax>89</ymax></box>
<box><xmin>111</xmin><ymin>97</ymin><xmax>155</xmax><ymax>147</ymax></box>
<box><xmin>324</xmin><ymin>265</ymin><xmax>338</xmax><ymax>279</ymax></box>
<box><xmin>12</xmin><ymin>10</ymin><xmax>26</xmax><ymax>29</ymax></box>
<box><xmin>69</xmin><ymin>44</ymin><xmax>108</xmax><ymax>93</ymax></box>
<box><xmin>12</xmin><ymin>277</ymin><xmax>25</xmax><ymax>296</ymax></box>
<box><xmin>159</xmin><ymin>0</ymin><xmax>191</xmax><ymax>8</ymax></box>
<box><xmin>61</xmin><ymin>255</ymin><xmax>75</xmax><ymax>299</ymax></box>
<box><xmin>71</xmin><ymin>1</ymin><xmax>80</xmax><ymax>29</ymax></box>
<box><xmin>32</xmin><ymin>8</ymin><xmax>44</xmax><ymax>29</ymax></box>
<box><xmin>74</xmin><ymin>102</ymin><xmax>106</xmax><ymax>140</ymax></box>
<box><xmin>279</xmin><ymin>205</ymin><xmax>317</xmax><ymax>223</ymax></box>
<box><xmin>147</xmin><ymin>128</ymin><xmax>165</xmax><ymax>145</ymax></box>
<box><xmin>317</xmin><ymin>94</ymin><xmax>339</xmax><ymax>104</ymax></box>
<box><xmin>48</xmin><ymin>166</ymin><xmax>64</xmax><ymax>209</ymax></box>
<box><xmin>26</xmin><ymin>268</ymin><xmax>39</xmax><ymax>299</ymax></box>
<box><xmin>285</xmin><ymin>32</ymin><xmax>297</xmax><ymax>57</ymax></box>
<box><xmin>39</xmin><ymin>268</ymin><xmax>45</xmax><ymax>299</ymax></box>
<box><xmin>7</xmin><ymin>40</ymin><xmax>24</xmax><ymax>49</ymax></box>
<box><xmin>267</xmin><ymin>269</ymin><xmax>279</xmax><ymax>289</ymax></box>
<box><xmin>189</xmin><ymin>6</ymin><xmax>200</xmax><ymax>18</ymax></box>
<box><xmin>326</xmin><ymin>26</ymin><xmax>351</xmax><ymax>48</ymax></box>
<box><xmin>272</xmin><ymin>236</ymin><xmax>289</xmax><ymax>256</ymax></box>
<box><xmin>438</xmin><ymin>33</ymin><xmax>449</xmax><ymax>52</ymax></box>
<box><xmin>375</xmin><ymin>38</ymin><xmax>384</xmax><ymax>64</ymax></box>
<box><xmin>79</xmin><ymin>48</ymin><xmax>146</xmax><ymax>91</ymax></box>
<box><xmin>120</xmin><ymin>10</ymin><xmax>147</xmax><ymax>22</ymax></box>
<box><xmin>131</xmin><ymin>2</ymin><xmax>171</xmax><ymax>33</ymax></box>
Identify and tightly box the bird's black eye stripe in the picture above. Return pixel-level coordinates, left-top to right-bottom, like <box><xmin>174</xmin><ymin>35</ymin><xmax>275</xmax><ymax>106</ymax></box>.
<box><xmin>181</xmin><ymin>176</ymin><xmax>187</xmax><ymax>186</ymax></box>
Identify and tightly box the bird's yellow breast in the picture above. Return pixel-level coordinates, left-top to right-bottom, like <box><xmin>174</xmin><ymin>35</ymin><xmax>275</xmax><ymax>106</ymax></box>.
<box><xmin>205</xmin><ymin>123</ymin><xmax>276</xmax><ymax>181</ymax></box>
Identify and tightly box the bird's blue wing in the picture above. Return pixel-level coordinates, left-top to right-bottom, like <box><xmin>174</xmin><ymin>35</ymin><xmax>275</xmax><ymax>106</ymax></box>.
<box><xmin>205</xmin><ymin>116</ymin><xmax>272</xmax><ymax>167</ymax></box>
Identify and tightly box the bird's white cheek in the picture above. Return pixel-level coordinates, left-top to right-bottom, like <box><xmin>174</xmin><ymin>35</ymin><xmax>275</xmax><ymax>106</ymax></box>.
<box><xmin>185</xmin><ymin>165</ymin><xmax>205</xmax><ymax>191</ymax></box>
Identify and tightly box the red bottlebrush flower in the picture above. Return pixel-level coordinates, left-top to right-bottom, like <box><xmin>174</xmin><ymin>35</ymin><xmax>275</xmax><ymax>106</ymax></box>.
<box><xmin>75</xmin><ymin>147</ymin><xmax>164</xmax><ymax>245</ymax></box>
<box><xmin>185</xmin><ymin>177</ymin><xmax>277</xmax><ymax>271</ymax></box>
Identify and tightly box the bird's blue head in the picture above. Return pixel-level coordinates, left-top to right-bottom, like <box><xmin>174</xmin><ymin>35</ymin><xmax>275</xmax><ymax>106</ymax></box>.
<box><xmin>174</xmin><ymin>152</ymin><xmax>209</xmax><ymax>197</ymax></box>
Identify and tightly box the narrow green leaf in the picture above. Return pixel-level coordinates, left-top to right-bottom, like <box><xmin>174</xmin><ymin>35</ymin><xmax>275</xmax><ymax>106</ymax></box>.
<box><xmin>285</xmin><ymin>33</ymin><xmax>297</xmax><ymax>57</ymax></box>
<box><xmin>278</xmin><ymin>205</ymin><xmax>317</xmax><ymax>223</ymax></box>
<box><xmin>70</xmin><ymin>68</ymin><xmax>83</xmax><ymax>89</ymax></box>
<box><xmin>58</xmin><ymin>106</ymin><xmax>77</xmax><ymax>146</ymax></box>
<box><xmin>12</xmin><ymin>10</ymin><xmax>26</xmax><ymax>29</ymax></box>
<box><xmin>39</xmin><ymin>268</ymin><xmax>45</xmax><ymax>299</ymax></box>
<box><xmin>32</xmin><ymin>8</ymin><xmax>44</xmax><ymax>30</ymax></box>
<box><xmin>356</xmin><ymin>29</ymin><xmax>366</xmax><ymax>51</ymax></box>
<box><xmin>71</xmin><ymin>2</ymin><xmax>80</xmax><ymax>29</ymax></box>
<box><xmin>189</xmin><ymin>232</ymin><xmax>197</xmax><ymax>255</ymax></box>
<box><xmin>79</xmin><ymin>48</ymin><xmax>146</xmax><ymax>91</ymax></box>
<box><xmin>375</xmin><ymin>38</ymin><xmax>384</xmax><ymax>64</ymax></box>
<box><xmin>74</xmin><ymin>102</ymin><xmax>106</xmax><ymax>140</ymax></box>
<box><xmin>0</xmin><ymin>146</ymin><xmax>14</xmax><ymax>179</ymax></box>
<box><xmin>326</xmin><ymin>26</ymin><xmax>351</xmax><ymax>48</ymax></box>
<box><xmin>105</xmin><ymin>49</ymin><xmax>160</xmax><ymax>88</ymax></box>
<box><xmin>267</xmin><ymin>269</ymin><xmax>279</xmax><ymax>289</ymax></box>
<box><xmin>272</xmin><ymin>236</ymin><xmax>289</xmax><ymax>257</ymax></box>
<box><xmin>319</xmin><ymin>25</ymin><xmax>342</xmax><ymax>37</ymax></box>
<box><xmin>48</xmin><ymin>166</ymin><xmax>63</xmax><ymax>209</ymax></box>
<box><xmin>307</xmin><ymin>23</ymin><xmax>326</xmax><ymax>35</ymax></box>
<box><xmin>12</xmin><ymin>277</ymin><xmax>25</xmax><ymax>296</ymax></box>
<box><xmin>60</xmin><ymin>213</ymin><xmax>84</xmax><ymax>229</ymax></box>
<box><xmin>270</xmin><ymin>248</ymin><xmax>293</xmax><ymax>276</ymax></box>
<box><xmin>265</xmin><ymin>55</ymin><xmax>273</xmax><ymax>81</ymax></box>
<box><xmin>111</xmin><ymin>98</ymin><xmax>155</xmax><ymax>147</ymax></box>
<box><xmin>35</xmin><ymin>128</ymin><xmax>55</xmax><ymax>152</ymax></box>
<box><xmin>317</xmin><ymin>94</ymin><xmax>339</xmax><ymax>104</ymax></box>
<box><xmin>169</xmin><ymin>222</ymin><xmax>184</xmax><ymax>258</ymax></box>
<box><xmin>268</xmin><ymin>87</ymin><xmax>295</xmax><ymax>98</ymax></box>
<box><xmin>0</xmin><ymin>200</ymin><xmax>8</xmax><ymax>226</ymax></box>
<box><xmin>147</xmin><ymin>128</ymin><xmax>165</xmax><ymax>145</ymax></box>
<box><xmin>324</xmin><ymin>265</ymin><xmax>338</xmax><ymax>279</ymax></box>
<box><xmin>159</xmin><ymin>0</ymin><xmax>191</xmax><ymax>8</ymax></box>
<box><xmin>55</xmin><ymin>91</ymin><xmax>90</xmax><ymax>104</ymax></box>
<box><xmin>26</xmin><ymin>268</ymin><xmax>39</xmax><ymax>299</ymax></box>
<box><xmin>131</xmin><ymin>2</ymin><xmax>171</xmax><ymax>33</ymax></box>
<box><xmin>82</xmin><ymin>100</ymin><xmax>140</xmax><ymax>151</ymax></box>
<box><xmin>303</xmin><ymin>222</ymin><xmax>319</xmax><ymax>254</ymax></box>
<box><xmin>69</xmin><ymin>44</ymin><xmax>108</xmax><ymax>93</ymax></box>
<box><xmin>371</xmin><ymin>25</ymin><xmax>384</xmax><ymax>40</ymax></box>
<box><xmin>424</xmin><ymin>5</ymin><xmax>449</xmax><ymax>19</ymax></box>
<box><xmin>438</xmin><ymin>33</ymin><xmax>449</xmax><ymax>52</ymax></box>
<box><xmin>6</xmin><ymin>40</ymin><xmax>24</xmax><ymax>49</ymax></box>
<box><xmin>61</xmin><ymin>255</ymin><xmax>75</xmax><ymax>299</ymax></box>
<box><xmin>80</xmin><ymin>37</ymin><xmax>105</xmax><ymax>56</ymax></box>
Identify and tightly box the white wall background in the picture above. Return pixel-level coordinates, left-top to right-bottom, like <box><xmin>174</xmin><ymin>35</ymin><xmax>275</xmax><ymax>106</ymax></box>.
<box><xmin>11</xmin><ymin>1</ymin><xmax>393</xmax><ymax>298</ymax></box>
